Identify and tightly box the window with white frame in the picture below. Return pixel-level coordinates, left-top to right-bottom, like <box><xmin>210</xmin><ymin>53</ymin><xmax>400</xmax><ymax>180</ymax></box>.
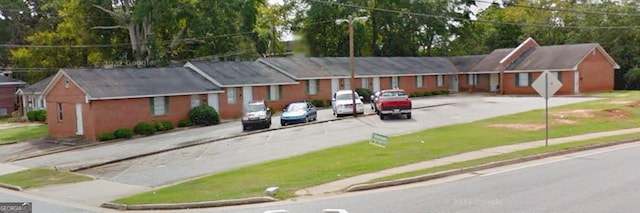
<box><xmin>517</xmin><ymin>73</ymin><xmax>530</xmax><ymax>87</ymax></box>
<box><xmin>0</xmin><ymin>108</ymin><xmax>6</xmax><ymax>116</ymax></box>
<box><xmin>56</xmin><ymin>102</ymin><xmax>63</xmax><ymax>120</ymax></box>
<box><xmin>553</xmin><ymin>72</ymin><xmax>562</xmax><ymax>81</ymax></box>
<box><xmin>268</xmin><ymin>85</ymin><xmax>282</xmax><ymax>101</ymax></box>
<box><xmin>468</xmin><ymin>74</ymin><xmax>479</xmax><ymax>86</ymax></box>
<box><xmin>227</xmin><ymin>87</ymin><xmax>236</xmax><ymax>104</ymax></box>
<box><xmin>361</xmin><ymin>78</ymin><xmax>369</xmax><ymax>89</ymax></box>
<box><xmin>151</xmin><ymin>97</ymin><xmax>169</xmax><ymax>115</ymax></box>
<box><xmin>391</xmin><ymin>76</ymin><xmax>399</xmax><ymax>88</ymax></box>
<box><xmin>307</xmin><ymin>79</ymin><xmax>318</xmax><ymax>95</ymax></box>
<box><xmin>416</xmin><ymin>75</ymin><xmax>424</xmax><ymax>88</ymax></box>
<box><xmin>343</xmin><ymin>78</ymin><xmax>351</xmax><ymax>90</ymax></box>
<box><xmin>436</xmin><ymin>75</ymin><xmax>444</xmax><ymax>87</ymax></box>
<box><xmin>190</xmin><ymin>95</ymin><xmax>200</xmax><ymax>108</ymax></box>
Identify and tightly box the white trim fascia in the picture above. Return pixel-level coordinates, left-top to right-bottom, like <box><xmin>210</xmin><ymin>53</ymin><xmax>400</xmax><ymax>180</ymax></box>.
<box><xmin>499</xmin><ymin>37</ymin><xmax>538</xmax><ymax>64</ymax></box>
<box><xmin>89</xmin><ymin>91</ymin><xmax>223</xmax><ymax>101</ymax></box>
<box><xmin>457</xmin><ymin>71</ymin><xmax>501</xmax><ymax>74</ymax></box>
<box><xmin>298</xmin><ymin>73</ymin><xmax>458</xmax><ymax>80</ymax></box>
<box><xmin>220</xmin><ymin>82</ymin><xmax>300</xmax><ymax>88</ymax></box>
<box><xmin>41</xmin><ymin>70</ymin><xmax>65</xmax><ymax>98</ymax></box>
<box><xmin>502</xmin><ymin>69</ymin><xmax>575</xmax><ymax>73</ymax></box>
<box><xmin>256</xmin><ymin>58</ymin><xmax>300</xmax><ymax>80</ymax></box>
<box><xmin>0</xmin><ymin>82</ymin><xmax>25</xmax><ymax>86</ymax></box>
<box><xmin>184</xmin><ymin>62</ymin><xmax>224</xmax><ymax>87</ymax></box>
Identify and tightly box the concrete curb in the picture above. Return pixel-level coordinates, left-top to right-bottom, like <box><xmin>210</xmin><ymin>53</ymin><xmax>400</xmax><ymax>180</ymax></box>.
<box><xmin>345</xmin><ymin>137</ymin><xmax>640</xmax><ymax>192</ymax></box>
<box><xmin>0</xmin><ymin>182</ymin><xmax>23</xmax><ymax>191</ymax></box>
<box><xmin>101</xmin><ymin>196</ymin><xmax>277</xmax><ymax>210</ymax></box>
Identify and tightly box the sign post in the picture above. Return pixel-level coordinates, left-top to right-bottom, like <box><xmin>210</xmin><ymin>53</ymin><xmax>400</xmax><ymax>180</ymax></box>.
<box><xmin>531</xmin><ymin>70</ymin><xmax>563</xmax><ymax>146</ymax></box>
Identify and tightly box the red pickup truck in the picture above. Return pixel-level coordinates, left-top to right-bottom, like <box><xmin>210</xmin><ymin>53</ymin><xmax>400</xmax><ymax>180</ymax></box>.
<box><xmin>374</xmin><ymin>89</ymin><xmax>412</xmax><ymax>120</ymax></box>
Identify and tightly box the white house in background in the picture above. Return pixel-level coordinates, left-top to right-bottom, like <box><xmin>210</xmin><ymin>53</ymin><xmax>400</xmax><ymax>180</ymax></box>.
<box><xmin>15</xmin><ymin>76</ymin><xmax>53</xmax><ymax>119</ymax></box>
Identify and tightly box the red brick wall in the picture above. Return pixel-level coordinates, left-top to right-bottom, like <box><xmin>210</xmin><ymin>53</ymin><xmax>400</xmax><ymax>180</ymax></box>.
<box><xmin>502</xmin><ymin>71</ymin><xmax>575</xmax><ymax>95</ymax></box>
<box><xmin>577</xmin><ymin>49</ymin><xmax>615</xmax><ymax>93</ymax></box>
<box><xmin>89</xmin><ymin>95</ymin><xmax>193</xmax><ymax>140</ymax></box>
<box><xmin>46</xmin><ymin>76</ymin><xmax>87</xmax><ymax>139</ymax></box>
<box><xmin>0</xmin><ymin>85</ymin><xmax>20</xmax><ymax>116</ymax></box>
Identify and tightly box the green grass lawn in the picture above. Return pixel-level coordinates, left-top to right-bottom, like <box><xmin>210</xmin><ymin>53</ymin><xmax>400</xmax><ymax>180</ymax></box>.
<box><xmin>370</xmin><ymin>132</ymin><xmax>640</xmax><ymax>182</ymax></box>
<box><xmin>0</xmin><ymin>168</ymin><xmax>93</xmax><ymax>189</ymax></box>
<box><xmin>0</xmin><ymin>125</ymin><xmax>49</xmax><ymax>145</ymax></box>
<box><xmin>115</xmin><ymin>91</ymin><xmax>640</xmax><ymax>205</ymax></box>
<box><xmin>0</xmin><ymin>117</ymin><xmax>10</xmax><ymax>123</ymax></box>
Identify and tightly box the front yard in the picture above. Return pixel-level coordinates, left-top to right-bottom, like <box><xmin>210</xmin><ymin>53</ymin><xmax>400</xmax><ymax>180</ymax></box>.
<box><xmin>0</xmin><ymin>124</ymin><xmax>48</xmax><ymax>145</ymax></box>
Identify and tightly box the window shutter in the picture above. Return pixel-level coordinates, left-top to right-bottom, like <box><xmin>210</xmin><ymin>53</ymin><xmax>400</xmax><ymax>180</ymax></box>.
<box><xmin>306</xmin><ymin>81</ymin><xmax>310</xmax><ymax>94</ymax></box>
<box><xmin>267</xmin><ymin>86</ymin><xmax>272</xmax><ymax>101</ymax></box>
<box><xmin>528</xmin><ymin>73</ymin><xmax>532</xmax><ymax>86</ymax></box>
<box><xmin>165</xmin><ymin>96</ymin><xmax>169</xmax><ymax>114</ymax></box>
<box><xmin>278</xmin><ymin>85</ymin><xmax>283</xmax><ymax>100</ymax></box>
<box><xmin>150</xmin><ymin>98</ymin><xmax>154</xmax><ymax>114</ymax></box>
<box><xmin>467</xmin><ymin>74</ymin><xmax>470</xmax><ymax>85</ymax></box>
<box><xmin>557</xmin><ymin>72</ymin><xmax>563</xmax><ymax>82</ymax></box>
<box><xmin>515</xmin><ymin>73</ymin><xmax>518</xmax><ymax>86</ymax></box>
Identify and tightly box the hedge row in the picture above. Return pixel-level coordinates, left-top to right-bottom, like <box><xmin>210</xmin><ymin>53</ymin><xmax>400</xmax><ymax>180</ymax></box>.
<box><xmin>26</xmin><ymin>110</ymin><xmax>47</xmax><ymax>122</ymax></box>
<box><xmin>409</xmin><ymin>90</ymin><xmax>450</xmax><ymax>98</ymax></box>
<box><xmin>98</xmin><ymin>105</ymin><xmax>220</xmax><ymax>141</ymax></box>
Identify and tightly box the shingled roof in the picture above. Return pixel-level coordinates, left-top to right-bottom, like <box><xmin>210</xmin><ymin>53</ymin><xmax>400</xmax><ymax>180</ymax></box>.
<box><xmin>185</xmin><ymin>61</ymin><xmax>298</xmax><ymax>87</ymax></box>
<box><xmin>470</xmin><ymin>48</ymin><xmax>513</xmax><ymax>72</ymax></box>
<box><xmin>258</xmin><ymin>57</ymin><xmax>459</xmax><ymax>79</ymax></box>
<box><xmin>449</xmin><ymin>55</ymin><xmax>487</xmax><ymax>73</ymax></box>
<box><xmin>44</xmin><ymin>67</ymin><xmax>222</xmax><ymax>100</ymax></box>
<box><xmin>505</xmin><ymin>43</ymin><xmax>619</xmax><ymax>71</ymax></box>
<box><xmin>0</xmin><ymin>75</ymin><xmax>25</xmax><ymax>86</ymax></box>
<box><xmin>17</xmin><ymin>75</ymin><xmax>54</xmax><ymax>94</ymax></box>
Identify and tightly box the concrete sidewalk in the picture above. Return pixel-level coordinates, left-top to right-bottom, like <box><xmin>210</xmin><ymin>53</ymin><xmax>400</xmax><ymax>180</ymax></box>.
<box><xmin>295</xmin><ymin>127</ymin><xmax>640</xmax><ymax>196</ymax></box>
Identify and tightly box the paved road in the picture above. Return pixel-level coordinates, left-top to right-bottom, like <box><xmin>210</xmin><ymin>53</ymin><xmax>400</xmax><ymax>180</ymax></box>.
<box><xmin>177</xmin><ymin>141</ymin><xmax>640</xmax><ymax>213</ymax></box>
<box><xmin>12</xmin><ymin>96</ymin><xmax>595</xmax><ymax>187</ymax></box>
<box><xmin>0</xmin><ymin>188</ymin><xmax>111</xmax><ymax>213</ymax></box>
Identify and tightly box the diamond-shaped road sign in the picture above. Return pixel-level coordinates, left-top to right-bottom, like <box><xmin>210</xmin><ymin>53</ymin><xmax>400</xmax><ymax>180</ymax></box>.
<box><xmin>531</xmin><ymin>70</ymin><xmax>563</xmax><ymax>100</ymax></box>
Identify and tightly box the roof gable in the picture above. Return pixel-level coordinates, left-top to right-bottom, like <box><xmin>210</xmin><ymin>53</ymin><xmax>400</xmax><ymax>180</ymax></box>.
<box><xmin>17</xmin><ymin>75</ymin><xmax>54</xmax><ymax>94</ymax></box>
<box><xmin>186</xmin><ymin>61</ymin><xmax>298</xmax><ymax>87</ymax></box>
<box><xmin>505</xmin><ymin>43</ymin><xmax>619</xmax><ymax>71</ymax></box>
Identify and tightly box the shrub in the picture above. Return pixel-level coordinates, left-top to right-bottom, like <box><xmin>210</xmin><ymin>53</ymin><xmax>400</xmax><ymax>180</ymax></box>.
<box><xmin>178</xmin><ymin>119</ymin><xmax>194</xmax><ymax>127</ymax></box>
<box><xmin>26</xmin><ymin>111</ymin><xmax>38</xmax><ymax>121</ymax></box>
<box><xmin>355</xmin><ymin>88</ymin><xmax>373</xmax><ymax>103</ymax></box>
<box><xmin>155</xmin><ymin>122</ymin><xmax>167</xmax><ymax>132</ymax></box>
<box><xmin>113</xmin><ymin>128</ymin><xmax>134</xmax><ymax>139</ymax></box>
<box><xmin>36</xmin><ymin>110</ymin><xmax>47</xmax><ymax>122</ymax></box>
<box><xmin>311</xmin><ymin>100</ymin><xmax>325</xmax><ymax>107</ymax></box>
<box><xmin>189</xmin><ymin>105</ymin><xmax>220</xmax><ymax>126</ymax></box>
<box><xmin>160</xmin><ymin>120</ymin><xmax>174</xmax><ymax>131</ymax></box>
<box><xmin>409</xmin><ymin>92</ymin><xmax>417</xmax><ymax>98</ymax></box>
<box><xmin>134</xmin><ymin>122</ymin><xmax>157</xmax><ymax>135</ymax></box>
<box><xmin>440</xmin><ymin>90</ymin><xmax>450</xmax><ymax>95</ymax></box>
<box><xmin>98</xmin><ymin>132</ymin><xmax>115</xmax><ymax>141</ymax></box>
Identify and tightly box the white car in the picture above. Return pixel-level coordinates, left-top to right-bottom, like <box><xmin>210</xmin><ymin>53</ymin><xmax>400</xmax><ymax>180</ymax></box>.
<box><xmin>332</xmin><ymin>90</ymin><xmax>365</xmax><ymax>117</ymax></box>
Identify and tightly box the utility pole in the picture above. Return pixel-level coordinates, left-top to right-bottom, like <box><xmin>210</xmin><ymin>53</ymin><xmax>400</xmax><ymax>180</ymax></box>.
<box><xmin>336</xmin><ymin>15</ymin><xmax>368</xmax><ymax>116</ymax></box>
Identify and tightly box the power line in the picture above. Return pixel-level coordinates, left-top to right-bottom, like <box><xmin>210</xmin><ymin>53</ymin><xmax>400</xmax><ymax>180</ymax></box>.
<box><xmin>475</xmin><ymin>0</ymin><xmax>640</xmax><ymax>17</ymax></box>
<box><xmin>307</xmin><ymin>0</ymin><xmax>640</xmax><ymax>29</ymax></box>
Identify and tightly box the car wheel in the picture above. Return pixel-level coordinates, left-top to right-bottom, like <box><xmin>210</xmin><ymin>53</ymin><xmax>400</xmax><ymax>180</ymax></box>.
<box><xmin>305</xmin><ymin>116</ymin><xmax>310</xmax><ymax>123</ymax></box>
<box><xmin>242</xmin><ymin>125</ymin><xmax>248</xmax><ymax>131</ymax></box>
<box><xmin>406</xmin><ymin>113</ymin><xmax>412</xmax><ymax>119</ymax></box>
<box><xmin>280</xmin><ymin>121</ymin><xmax>286</xmax><ymax>126</ymax></box>
<box><xmin>379</xmin><ymin>113</ymin><xmax>385</xmax><ymax>120</ymax></box>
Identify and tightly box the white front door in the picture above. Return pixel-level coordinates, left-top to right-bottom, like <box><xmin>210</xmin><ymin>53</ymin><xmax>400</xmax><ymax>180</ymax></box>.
<box><xmin>75</xmin><ymin>103</ymin><xmax>83</xmax><ymax>135</ymax></box>
<box><xmin>242</xmin><ymin>86</ymin><xmax>252</xmax><ymax>105</ymax></box>
<box><xmin>331</xmin><ymin>79</ymin><xmax>339</xmax><ymax>94</ymax></box>
<box><xmin>490</xmin><ymin>73</ymin><xmax>499</xmax><ymax>92</ymax></box>
<box><xmin>450</xmin><ymin>75</ymin><xmax>459</xmax><ymax>93</ymax></box>
<box><xmin>574</xmin><ymin>71</ymin><xmax>580</xmax><ymax>94</ymax></box>
<box><xmin>208</xmin><ymin>94</ymin><xmax>219</xmax><ymax>112</ymax></box>
<box><xmin>373</xmin><ymin>77</ymin><xmax>380</xmax><ymax>91</ymax></box>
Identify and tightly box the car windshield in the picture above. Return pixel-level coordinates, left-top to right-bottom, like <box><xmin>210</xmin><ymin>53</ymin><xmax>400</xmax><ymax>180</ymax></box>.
<box><xmin>381</xmin><ymin>91</ymin><xmax>407</xmax><ymax>97</ymax></box>
<box><xmin>286</xmin><ymin>103</ymin><xmax>307</xmax><ymax>112</ymax></box>
<box><xmin>336</xmin><ymin>93</ymin><xmax>357</xmax><ymax>101</ymax></box>
<box><xmin>245</xmin><ymin>104</ymin><xmax>265</xmax><ymax>113</ymax></box>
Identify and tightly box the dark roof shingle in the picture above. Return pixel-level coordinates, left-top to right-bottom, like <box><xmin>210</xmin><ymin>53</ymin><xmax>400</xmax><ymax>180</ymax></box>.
<box><xmin>187</xmin><ymin>61</ymin><xmax>297</xmax><ymax>86</ymax></box>
<box><xmin>259</xmin><ymin>57</ymin><xmax>459</xmax><ymax>79</ymax></box>
<box><xmin>506</xmin><ymin>43</ymin><xmax>601</xmax><ymax>71</ymax></box>
<box><xmin>20</xmin><ymin>75</ymin><xmax>54</xmax><ymax>94</ymax></box>
<box><xmin>60</xmin><ymin>67</ymin><xmax>221</xmax><ymax>99</ymax></box>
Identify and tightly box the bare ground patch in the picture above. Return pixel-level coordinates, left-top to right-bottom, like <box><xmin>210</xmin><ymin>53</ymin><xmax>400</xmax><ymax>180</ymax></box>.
<box><xmin>489</xmin><ymin>108</ymin><xmax>631</xmax><ymax>131</ymax></box>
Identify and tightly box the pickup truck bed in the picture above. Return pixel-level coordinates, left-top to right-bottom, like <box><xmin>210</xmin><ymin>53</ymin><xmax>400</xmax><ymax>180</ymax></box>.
<box><xmin>375</xmin><ymin>89</ymin><xmax>412</xmax><ymax>120</ymax></box>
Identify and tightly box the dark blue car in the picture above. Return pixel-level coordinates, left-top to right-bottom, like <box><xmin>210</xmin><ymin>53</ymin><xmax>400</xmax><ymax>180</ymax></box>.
<box><xmin>280</xmin><ymin>102</ymin><xmax>317</xmax><ymax>126</ymax></box>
